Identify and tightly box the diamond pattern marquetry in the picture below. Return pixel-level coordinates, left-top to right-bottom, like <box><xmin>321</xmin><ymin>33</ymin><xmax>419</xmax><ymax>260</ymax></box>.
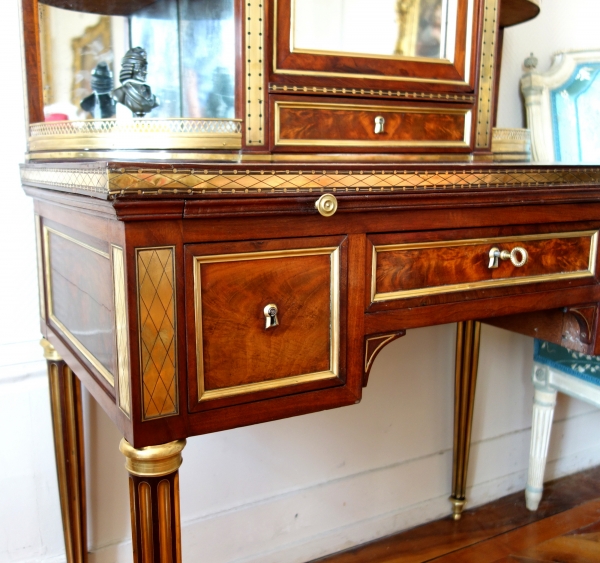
<box><xmin>109</xmin><ymin>168</ymin><xmax>600</xmax><ymax>195</ymax></box>
<box><xmin>20</xmin><ymin>165</ymin><xmax>109</xmax><ymax>194</ymax></box>
<box><xmin>137</xmin><ymin>248</ymin><xmax>178</xmax><ymax>420</ymax></box>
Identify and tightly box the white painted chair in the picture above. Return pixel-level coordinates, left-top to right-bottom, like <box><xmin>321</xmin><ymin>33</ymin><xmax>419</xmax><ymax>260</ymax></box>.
<box><xmin>526</xmin><ymin>341</ymin><xmax>600</xmax><ymax>510</ymax></box>
<box><xmin>521</xmin><ymin>49</ymin><xmax>600</xmax><ymax>511</ymax></box>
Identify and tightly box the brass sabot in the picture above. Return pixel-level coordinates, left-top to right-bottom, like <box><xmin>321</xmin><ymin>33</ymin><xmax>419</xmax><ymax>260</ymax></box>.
<box><xmin>120</xmin><ymin>439</ymin><xmax>186</xmax><ymax>477</ymax></box>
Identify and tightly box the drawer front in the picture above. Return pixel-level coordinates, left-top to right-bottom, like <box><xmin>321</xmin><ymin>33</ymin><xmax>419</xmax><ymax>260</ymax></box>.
<box><xmin>274</xmin><ymin>99</ymin><xmax>471</xmax><ymax>149</ymax></box>
<box><xmin>371</xmin><ymin>231</ymin><xmax>599</xmax><ymax>302</ymax></box>
<box><xmin>187</xmin><ymin>238</ymin><xmax>345</xmax><ymax>410</ymax></box>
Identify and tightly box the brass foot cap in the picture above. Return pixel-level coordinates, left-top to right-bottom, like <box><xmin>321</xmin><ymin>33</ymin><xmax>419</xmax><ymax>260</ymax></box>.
<box><xmin>450</xmin><ymin>496</ymin><xmax>466</xmax><ymax>520</ymax></box>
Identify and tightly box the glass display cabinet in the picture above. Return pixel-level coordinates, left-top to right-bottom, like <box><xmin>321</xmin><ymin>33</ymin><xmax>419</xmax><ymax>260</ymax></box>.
<box><xmin>19</xmin><ymin>1</ymin><xmax>600</xmax><ymax>562</ymax></box>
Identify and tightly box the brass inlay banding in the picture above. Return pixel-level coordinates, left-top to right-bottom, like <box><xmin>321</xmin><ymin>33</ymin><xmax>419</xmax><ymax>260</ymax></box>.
<box><xmin>245</xmin><ymin>0</ymin><xmax>265</xmax><ymax>145</ymax></box>
<box><xmin>35</xmin><ymin>215</ymin><xmax>46</xmax><ymax>321</ymax></box>
<box><xmin>274</xmin><ymin>101</ymin><xmax>471</xmax><ymax>148</ymax></box>
<box><xmin>372</xmin><ymin>230</ymin><xmax>599</xmax><ymax>302</ymax></box>
<box><xmin>269</xmin><ymin>84</ymin><xmax>475</xmax><ymax>103</ymax></box>
<box><xmin>43</xmin><ymin>226</ymin><xmax>115</xmax><ymax>386</ymax></box>
<box><xmin>194</xmin><ymin>247</ymin><xmax>341</xmax><ymax>402</ymax></box>
<box><xmin>138</xmin><ymin>482</ymin><xmax>154</xmax><ymax>563</ymax></box>
<box><xmin>136</xmin><ymin>247</ymin><xmax>178</xmax><ymax>421</ymax></box>
<box><xmin>21</xmin><ymin>164</ymin><xmax>600</xmax><ymax>197</ymax></box>
<box><xmin>365</xmin><ymin>334</ymin><xmax>400</xmax><ymax>372</ymax></box>
<box><xmin>475</xmin><ymin>0</ymin><xmax>498</xmax><ymax>148</ymax></box>
<box><xmin>174</xmin><ymin>473</ymin><xmax>182</xmax><ymax>563</ymax></box>
<box><xmin>49</xmin><ymin>363</ymin><xmax>74</xmax><ymax>563</ymax></box>
<box><xmin>112</xmin><ymin>246</ymin><xmax>131</xmax><ymax>418</ymax></box>
<box><xmin>158</xmin><ymin>480</ymin><xmax>173</xmax><ymax>563</ymax></box>
<box><xmin>129</xmin><ymin>478</ymin><xmax>140</xmax><ymax>563</ymax></box>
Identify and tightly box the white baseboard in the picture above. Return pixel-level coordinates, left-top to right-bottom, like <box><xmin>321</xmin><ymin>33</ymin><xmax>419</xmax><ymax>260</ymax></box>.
<box><xmin>87</xmin><ymin>430</ymin><xmax>600</xmax><ymax>563</ymax></box>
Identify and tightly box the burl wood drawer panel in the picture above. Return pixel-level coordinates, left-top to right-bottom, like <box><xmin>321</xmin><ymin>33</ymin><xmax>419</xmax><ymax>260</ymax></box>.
<box><xmin>187</xmin><ymin>237</ymin><xmax>345</xmax><ymax>410</ymax></box>
<box><xmin>370</xmin><ymin>231</ymin><xmax>599</xmax><ymax>303</ymax></box>
<box><xmin>42</xmin><ymin>220</ymin><xmax>119</xmax><ymax>388</ymax></box>
<box><xmin>273</xmin><ymin>99</ymin><xmax>471</xmax><ymax>149</ymax></box>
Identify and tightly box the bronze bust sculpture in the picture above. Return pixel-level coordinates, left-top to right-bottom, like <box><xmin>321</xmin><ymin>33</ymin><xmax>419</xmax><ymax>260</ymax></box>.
<box><xmin>111</xmin><ymin>47</ymin><xmax>159</xmax><ymax>117</ymax></box>
<box><xmin>80</xmin><ymin>62</ymin><xmax>116</xmax><ymax>119</ymax></box>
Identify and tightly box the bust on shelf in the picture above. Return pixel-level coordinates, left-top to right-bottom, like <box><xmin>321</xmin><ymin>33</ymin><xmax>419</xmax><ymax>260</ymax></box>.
<box><xmin>111</xmin><ymin>47</ymin><xmax>159</xmax><ymax>118</ymax></box>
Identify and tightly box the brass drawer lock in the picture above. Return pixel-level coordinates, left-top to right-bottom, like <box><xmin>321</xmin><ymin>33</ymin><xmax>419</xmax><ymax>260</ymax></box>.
<box><xmin>488</xmin><ymin>246</ymin><xmax>528</xmax><ymax>269</ymax></box>
<box><xmin>264</xmin><ymin>304</ymin><xmax>279</xmax><ymax>329</ymax></box>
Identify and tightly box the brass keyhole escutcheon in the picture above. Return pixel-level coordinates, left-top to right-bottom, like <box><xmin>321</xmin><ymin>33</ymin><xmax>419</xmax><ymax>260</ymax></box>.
<box><xmin>264</xmin><ymin>304</ymin><xmax>279</xmax><ymax>329</ymax></box>
<box><xmin>315</xmin><ymin>194</ymin><xmax>338</xmax><ymax>217</ymax></box>
<box><xmin>374</xmin><ymin>116</ymin><xmax>385</xmax><ymax>134</ymax></box>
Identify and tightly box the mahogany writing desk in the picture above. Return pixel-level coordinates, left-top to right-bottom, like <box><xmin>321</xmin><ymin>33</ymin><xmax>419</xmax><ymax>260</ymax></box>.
<box><xmin>22</xmin><ymin>0</ymin><xmax>599</xmax><ymax>560</ymax></box>
<box><xmin>23</xmin><ymin>161</ymin><xmax>600</xmax><ymax>562</ymax></box>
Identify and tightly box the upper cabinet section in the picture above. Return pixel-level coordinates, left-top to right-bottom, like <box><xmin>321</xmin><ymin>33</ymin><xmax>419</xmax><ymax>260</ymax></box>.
<box><xmin>271</xmin><ymin>0</ymin><xmax>476</xmax><ymax>93</ymax></box>
<box><xmin>21</xmin><ymin>0</ymin><xmax>539</xmax><ymax>160</ymax></box>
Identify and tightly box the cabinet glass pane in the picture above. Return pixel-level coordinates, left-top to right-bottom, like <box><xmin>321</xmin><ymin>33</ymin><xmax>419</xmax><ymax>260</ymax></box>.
<box><xmin>38</xmin><ymin>0</ymin><xmax>236</xmax><ymax>122</ymax></box>
<box><xmin>292</xmin><ymin>0</ymin><xmax>456</xmax><ymax>60</ymax></box>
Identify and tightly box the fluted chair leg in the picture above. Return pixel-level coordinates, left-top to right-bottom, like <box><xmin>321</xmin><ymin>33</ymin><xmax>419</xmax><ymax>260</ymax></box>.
<box><xmin>526</xmin><ymin>365</ymin><xmax>557</xmax><ymax>511</ymax></box>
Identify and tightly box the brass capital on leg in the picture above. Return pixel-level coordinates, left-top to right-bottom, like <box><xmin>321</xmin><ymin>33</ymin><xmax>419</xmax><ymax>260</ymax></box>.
<box><xmin>121</xmin><ymin>439</ymin><xmax>186</xmax><ymax>563</ymax></box>
<box><xmin>42</xmin><ymin>338</ymin><xmax>87</xmax><ymax>563</ymax></box>
<box><xmin>450</xmin><ymin>320</ymin><xmax>481</xmax><ymax>520</ymax></box>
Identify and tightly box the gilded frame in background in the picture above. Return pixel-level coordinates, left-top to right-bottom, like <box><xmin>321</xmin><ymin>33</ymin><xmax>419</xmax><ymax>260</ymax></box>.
<box><xmin>71</xmin><ymin>16</ymin><xmax>112</xmax><ymax>108</ymax></box>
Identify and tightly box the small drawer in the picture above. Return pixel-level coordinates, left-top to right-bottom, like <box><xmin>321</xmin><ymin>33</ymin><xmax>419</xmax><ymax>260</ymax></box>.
<box><xmin>186</xmin><ymin>237</ymin><xmax>346</xmax><ymax>410</ymax></box>
<box><xmin>273</xmin><ymin>97</ymin><xmax>471</xmax><ymax>150</ymax></box>
<box><xmin>370</xmin><ymin>230</ymin><xmax>599</xmax><ymax>303</ymax></box>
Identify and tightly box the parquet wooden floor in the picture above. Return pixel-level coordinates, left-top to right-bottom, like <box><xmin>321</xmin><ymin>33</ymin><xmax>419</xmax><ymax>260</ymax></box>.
<box><xmin>314</xmin><ymin>466</ymin><xmax>600</xmax><ymax>563</ymax></box>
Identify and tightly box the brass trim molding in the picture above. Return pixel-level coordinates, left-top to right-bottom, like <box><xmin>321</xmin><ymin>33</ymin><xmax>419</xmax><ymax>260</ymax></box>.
<box><xmin>120</xmin><ymin>439</ymin><xmax>186</xmax><ymax>478</ymax></box>
<box><xmin>475</xmin><ymin>0</ymin><xmax>499</xmax><ymax>148</ymax></box>
<box><xmin>274</xmin><ymin>100</ymin><xmax>471</xmax><ymax>148</ymax></box>
<box><xmin>136</xmin><ymin>247</ymin><xmax>179</xmax><ymax>421</ymax></box>
<box><xmin>364</xmin><ymin>334</ymin><xmax>400</xmax><ymax>373</ymax></box>
<box><xmin>35</xmin><ymin>214</ymin><xmax>46</xmax><ymax>321</ymax></box>
<box><xmin>41</xmin><ymin>338</ymin><xmax>61</xmax><ymax>361</ymax></box>
<box><xmin>29</xmin><ymin>118</ymin><xmax>242</xmax><ymax>152</ymax></box>
<box><xmin>193</xmin><ymin>246</ymin><xmax>341</xmax><ymax>402</ymax></box>
<box><xmin>269</xmin><ymin>84</ymin><xmax>475</xmax><ymax>103</ymax></box>
<box><xmin>28</xmin><ymin>151</ymin><xmax>241</xmax><ymax>163</ymax></box>
<box><xmin>43</xmin><ymin>226</ymin><xmax>115</xmax><ymax>386</ymax></box>
<box><xmin>245</xmin><ymin>0</ymin><xmax>265</xmax><ymax>146</ymax></box>
<box><xmin>21</xmin><ymin>163</ymin><xmax>109</xmax><ymax>195</ymax></box>
<box><xmin>21</xmin><ymin>164</ymin><xmax>600</xmax><ymax>197</ymax></box>
<box><xmin>112</xmin><ymin>246</ymin><xmax>131</xmax><ymax>418</ymax></box>
<box><xmin>371</xmin><ymin>230</ymin><xmax>599</xmax><ymax>302</ymax></box>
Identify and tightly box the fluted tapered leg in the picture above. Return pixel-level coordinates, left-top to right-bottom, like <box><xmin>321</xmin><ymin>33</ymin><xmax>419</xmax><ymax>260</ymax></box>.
<box><xmin>450</xmin><ymin>320</ymin><xmax>481</xmax><ymax>520</ymax></box>
<box><xmin>41</xmin><ymin>338</ymin><xmax>87</xmax><ymax>563</ymax></box>
<box><xmin>120</xmin><ymin>439</ymin><xmax>186</xmax><ymax>563</ymax></box>
<box><xmin>526</xmin><ymin>366</ymin><xmax>557</xmax><ymax>511</ymax></box>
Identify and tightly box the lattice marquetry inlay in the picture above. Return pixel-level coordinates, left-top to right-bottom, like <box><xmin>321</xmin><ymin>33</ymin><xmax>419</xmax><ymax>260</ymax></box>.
<box><xmin>30</xmin><ymin>118</ymin><xmax>242</xmax><ymax>136</ymax></box>
<box><xmin>137</xmin><ymin>248</ymin><xmax>178</xmax><ymax>420</ymax></box>
<box><xmin>109</xmin><ymin>168</ymin><xmax>600</xmax><ymax>195</ymax></box>
<box><xmin>21</xmin><ymin>164</ymin><xmax>109</xmax><ymax>194</ymax></box>
<box><xmin>21</xmin><ymin>164</ymin><xmax>600</xmax><ymax>197</ymax></box>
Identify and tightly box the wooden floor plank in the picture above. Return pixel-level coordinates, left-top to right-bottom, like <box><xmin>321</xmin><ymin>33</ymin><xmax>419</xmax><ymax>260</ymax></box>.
<box><xmin>313</xmin><ymin>466</ymin><xmax>600</xmax><ymax>563</ymax></box>
<box><xmin>430</xmin><ymin>500</ymin><xmax>600</xmax><ymax>563</ymax></box>
<box><xmin>516</xmin><ymin>535</ymin><xmax>600</xmax><ymax>563</ymax></box>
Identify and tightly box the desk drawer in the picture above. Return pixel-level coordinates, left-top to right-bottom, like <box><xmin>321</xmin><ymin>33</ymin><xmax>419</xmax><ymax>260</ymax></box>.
<box><xmin>370</xmin><ymin>230</ymin><xmax>599</xmax><ymax>303</ymax></box>
<box><xmin>185</xmin><ymin>237</ymin><xmax>346</xmax><ymax>410</ymax></box>
<box><xmin>273</xmin><ymin>97</ymin><xmax>471</xmax><ymax>150</ymax></box>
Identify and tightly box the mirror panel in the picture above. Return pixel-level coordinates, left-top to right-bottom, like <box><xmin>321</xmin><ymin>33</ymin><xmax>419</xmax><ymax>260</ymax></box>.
<box><xmin>292</xmin><ymin>0</ymin><xmax>456</xmax><ymax>60</ymax></box>
<box><xmin>38</xmin><ymin>0</ymin><xmax>236</xmax><ymax>121</ymax></box>
<box><xmin>551</xmin><ymin>63</ymin><xmax>600</xmax><ymax>163</ymax></box>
